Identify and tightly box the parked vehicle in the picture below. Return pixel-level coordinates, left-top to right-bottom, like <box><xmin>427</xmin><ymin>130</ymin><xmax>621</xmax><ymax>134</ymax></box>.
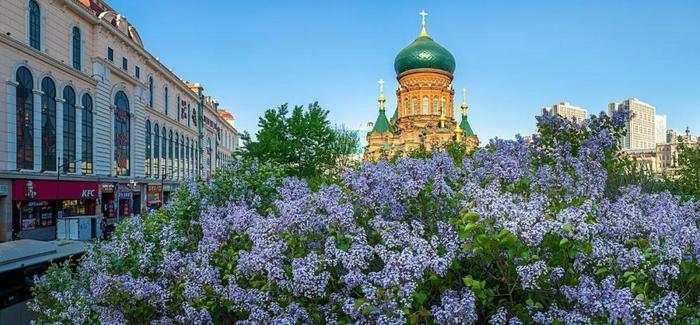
<box><xmin>0</xmin><ymin>240</ymin><xmax>85</xmax><ymax>324</ymax></box>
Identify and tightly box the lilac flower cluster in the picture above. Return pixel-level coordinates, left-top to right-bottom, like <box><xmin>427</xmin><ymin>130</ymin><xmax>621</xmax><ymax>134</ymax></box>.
<box><xmin>30</xmin><ymin>107</ymin><xmax>700</xmax><ymax>324</ymax></box>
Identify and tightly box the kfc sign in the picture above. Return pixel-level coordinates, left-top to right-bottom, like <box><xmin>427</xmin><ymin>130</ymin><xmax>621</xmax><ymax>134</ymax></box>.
<box><xmin>24</xmin><ymin>180</ymin><xmax>37</xmax><ymax>198</ymax></box>
<box><xmin>81</xmin><ymin>189</ymin><xmax>96</xmax><ymax>198</ymax></box>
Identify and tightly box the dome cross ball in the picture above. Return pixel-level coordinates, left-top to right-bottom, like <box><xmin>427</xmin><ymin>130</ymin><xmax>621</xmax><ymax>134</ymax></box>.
<box><xmin>394</xmin><ymin>11</ymin><xmax>456</xmax><ymax>75</ymax></box>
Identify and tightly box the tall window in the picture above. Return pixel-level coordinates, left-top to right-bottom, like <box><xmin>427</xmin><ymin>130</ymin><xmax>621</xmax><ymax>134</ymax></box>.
<box><xmin>433</xmin><ymin>96</ymin><xmax>439</xmax><ymax>115</ymax></box>
<box><xmin>29</xmin><ymin>0</ymin><xmax>40</xmax><ymax>50</ymax></box>
<box><xmin>174</xmin><ymin>132</ymin><xmax>179</xmax><ymax>180</ymax></box>
<box><xmin>148</xmin><ymin>76</ymin><xmax>154</xmax><ymax>107</ymax></box>
<box><xmin>81</xmin><ymin>94</ymin><xmax>93</xmax><ymax>174</ymax></box>
<box><xmin>422</xmin><ymin>96</ymin><xmax>429</xmax><ymax>115</ymax></box>
<box><xmin>16</xmin><ymin>67</ymin><xmax>34</xmax><ymax>170</ymax></box>
<box><xmin>114</xmin><ymin>91</ymin><xmax>130</xmax><ymax>176</ymax></box>
<box><xmin>164</xmin><ymin>87</ymin><xmax>169</xmax><ymax>115</ymax></box>
<box><xmin>185</xmin><ymin>138</ymin><xmax>190</xmax><ymax>178</ymax></box>
<box><xmin>187</xmin><ymin>103</ymin><xmax>191</xmax><ymax>127</ymax></box>
<box><xmin>62</xmin><ymin>86</ymin><xmax>76</xmax><ymax>173</ymax></box>
<box><xmin>180</xmin><ymin>135</ymin><xmax>185</xmax><ymax>178</ymax></box>
<box><xmin>161</xmin><ymin>126</ymin><xmax>167</xmax><ymax>178</ymax></box>
<box><xmin>412</xmin><ymin>97</ymin><xmax>418</xmax><ymax>115</ymax></box>
<box><xmin>153</xmin><ymin>124</ymin><xmax>160</xmax><ymax>178</ymax></box>
<box><xmin>145</xmin><ymin>120</ymin><xmax>151</xmax><ymax>178</ymax></box>
<box><xmin>41</xmin><ymin>77</ymin><xmax>56</xmax><ymax>171</ymax></box>
<box><xmin>440</xmin><ymin>97</ymin><xmax>445</xmax><ymax>116</ymax></box>
<box><xmin>176</xmin><ymin>95</ymin><xmax>180</xmax><ymax>122</ymax></box>
<box><xmin>72</xmin><ymin>27</ymin><xmax>81</xmax><ymax>70</ymax></box>
<box><xmin>168</xmin><ymin>130</ymin><xmax>173</xmax><ymax>179</ymax></box>
<box><xmin>404</xmin><ymin>97</ymin><xmax>409</xmax><ymax>116</ymax></box>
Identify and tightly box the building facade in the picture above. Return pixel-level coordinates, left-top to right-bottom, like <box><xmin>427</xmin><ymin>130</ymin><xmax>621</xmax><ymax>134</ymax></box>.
<box><xmin>656</xmin><ymin>128</ymin><xmax>698</xmax><ymax>174</ymax></box>
<box><xmin>541</xmin><ymin>101</ymin><xmax>588</xmax><ymax>123</ymax></box>
<box><xmin>655</xmin><ymin>114</ymin><xmax>667</xmax><ymax>144</ymax></box>
<box><xmin>609</xmin><ymin>98</ymin><xmax>656</xmax><ymax>150</ymax></box>
<box><xmin>0</xmin><ymin>0</ymin><xmax>238</xmax><ymax>242</ymax></box>
<box><xmin>364</xmin><ymin>13</ymin><xmax>478</xmax><ymax>160</ymax></box>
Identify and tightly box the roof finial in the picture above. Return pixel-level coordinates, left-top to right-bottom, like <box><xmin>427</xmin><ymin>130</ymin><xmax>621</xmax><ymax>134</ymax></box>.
<box><xmin>461</xmin><ymin>87</ymin><xmax>468</xmax><ymax>114</ymax></box>
<box><xmin>419</xmin><ymin>10</ymin><xmax>429</xmax><ymax>36</ymax></box>
<box><xmin>378</xmin><ymin>79</ymin><xmax>386</xmax><ymax>111</ymax></box>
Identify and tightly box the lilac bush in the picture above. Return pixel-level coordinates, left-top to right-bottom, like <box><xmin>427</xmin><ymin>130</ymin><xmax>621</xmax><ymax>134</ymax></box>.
<box><xmin>31</xmin><ymin>111</ymin><xmax>700</xmax><ymax>324</ymax></box>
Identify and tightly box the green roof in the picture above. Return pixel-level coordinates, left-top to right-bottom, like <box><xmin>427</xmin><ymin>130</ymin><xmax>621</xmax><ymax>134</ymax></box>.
<box><xmin>370</xmin><ymin>110</ymin><xmax>393</xmax><ymax>135</ymax></box>
<box><xmin>460</xmin><ymin>116</ymin><xmax>475</xmax><ymax>136</ymax></box>
<box><xmin>394</xmin><ymin>35</ymin><xmax>456</xmax><ymax>75</ymax></box>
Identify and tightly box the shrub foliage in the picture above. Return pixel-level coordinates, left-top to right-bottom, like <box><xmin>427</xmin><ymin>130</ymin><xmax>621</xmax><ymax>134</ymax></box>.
<box><xmin>31</xmin><ymin>110</ymin><xmax>700</xmax><ymax>324</ymax></box>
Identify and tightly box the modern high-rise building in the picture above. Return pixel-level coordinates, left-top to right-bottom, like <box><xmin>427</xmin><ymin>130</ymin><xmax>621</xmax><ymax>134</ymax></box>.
<box><xmin>667</xmin><ymin>129</ymin><xmax>678</xmax><ymax>143</ymax></box>
<box><xmin>608</xmin><ymin>98</ymin><xmax>656</xmax><ymax>150</ymax></box>
<box><xmin>541</xmin><ymin>101</ymin><xmax>588</xmax><ymax>123</ymax></box>
<box><xmin>655</xmin><ymin>115</ymin><xmax>667</xmax><ymax>144</ymax></box>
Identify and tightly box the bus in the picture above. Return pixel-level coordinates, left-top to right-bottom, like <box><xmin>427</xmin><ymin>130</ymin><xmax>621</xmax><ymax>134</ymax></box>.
<box><xmin>0</xmin><ymin>240</ymin><xmax>85</xmax><ymax>324</ymax></box>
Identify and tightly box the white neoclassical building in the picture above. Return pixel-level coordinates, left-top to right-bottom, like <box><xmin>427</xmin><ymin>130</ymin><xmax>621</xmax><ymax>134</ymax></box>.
<box><xmin>0</xmin><ymin>0</ymin><xmax>239</xmax><ymax>241</ymax></box>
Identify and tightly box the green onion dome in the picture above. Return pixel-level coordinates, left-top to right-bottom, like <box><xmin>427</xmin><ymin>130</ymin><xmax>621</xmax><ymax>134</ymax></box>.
<box><xmin>394</xmin><ymin>34</ymin><xmax>456</xmax><ymax>75</ymax></box>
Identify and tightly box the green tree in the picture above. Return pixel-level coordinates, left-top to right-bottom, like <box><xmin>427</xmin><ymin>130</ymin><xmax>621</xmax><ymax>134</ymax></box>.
<box><xmin>240</xmin><ymin>102</ymin><xmax>358</xmax><ymax>182</ymax></box>
<box><xmin>673</xmin><ymin>141</ymin><xmax>700</xmax><ymax>199</ymax></box>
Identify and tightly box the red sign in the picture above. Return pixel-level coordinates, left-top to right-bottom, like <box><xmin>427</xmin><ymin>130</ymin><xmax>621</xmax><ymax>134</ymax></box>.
<box><xmin>12</xmin><ymin>180</ymin><xmax>99</xmax><ymax>201</ymax></box>
<box><xmin>117</xmin><ymin>133</ymin><xmax>128</xmax><ymax>145</ymax></box>
<box><xmin>117</xmin><ymin>156</ymin><xmax>128</xmax><ymax>168</ymax></box>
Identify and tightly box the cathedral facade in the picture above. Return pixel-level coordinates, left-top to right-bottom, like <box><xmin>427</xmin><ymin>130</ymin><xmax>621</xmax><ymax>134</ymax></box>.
<box><xmin>364</xmin><ymin>12</ymin><xmax>478</xmax><ymax>161</ymax></box>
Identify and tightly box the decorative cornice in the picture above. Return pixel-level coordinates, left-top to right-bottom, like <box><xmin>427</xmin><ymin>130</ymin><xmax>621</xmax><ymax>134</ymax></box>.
<box><xmin>0</xmin><ymin>34</ymin><xmax>95</xmax><ymax>86</ymax></box>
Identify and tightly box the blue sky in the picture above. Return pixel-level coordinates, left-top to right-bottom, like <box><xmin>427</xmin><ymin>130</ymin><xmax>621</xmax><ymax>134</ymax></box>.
<box><xmin>110</xmin><ymin>0</ymin><xmax>700</xmax><ymax>141</ymax></box>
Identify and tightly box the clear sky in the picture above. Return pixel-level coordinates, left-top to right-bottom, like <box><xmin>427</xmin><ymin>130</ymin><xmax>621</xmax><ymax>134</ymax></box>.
<box><xmin>110</xmin><ymin>0</ymin><xmax>700</xmax><ymax>141</ymax></box>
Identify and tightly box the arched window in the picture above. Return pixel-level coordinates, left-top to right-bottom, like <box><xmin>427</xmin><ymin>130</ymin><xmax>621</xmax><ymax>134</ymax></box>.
<box><xmin>81</xmin><ymin>93</ymin><xmax>93</xmax><ymax>174</ymax></box>
<box><xmin>153</xmin><ymin>124</ymin><xmax>160</xmax><ymax>178</ymax></box>
<box><xmin>164</xmin><ymin>87</ymin><xmax>169</xmax><ymax>115</ymax></box>
<box><xmin>16</xmin><ymin>67</ymin><xmax>34</xmax><ymax>170</ymax></box>
<box><xmin>440</xmin><ymin>97</ymin><xmax>446</xmax><ymax>116</ymax></box>
<box><xmin>174</xmin><ymin>132</ymin><xmax>179</xmax><ymax>180</ymax></box>
<box><xmin>185</xmin><ymin>137</ymin><xmax>190</xmax><ymax>178</ymax></box>
<box><xmin>145</xmin><ymin>120</ymin><xmax>151</xmax><ymax>178</ymax></box>
<box><xmin>191</xmin><ymin>142</ymin><xmax>195</xmax><ymax>177</ymax></box>
<box><xmin>207</xmin><ymin>137</ymin><xmax>212</xmax><ymax>173</ymax></box>
<box><xmin>148</xmin><ymin>76</ymin><xmax>154</xmax><ymax>107</ymax></box>
<box><xmin>72</xmin><ymin>27</ymin><xmax>81</xmax><ymax>70</ymax></box>
<box><xmin>161</xmin><ymin>126</ymin><xmax>167</xmax><ymax>177</ymax></box>
<box><xmin>29</xmin><ymin>0</ymin><xmax>40</xmax><ymax>50</ymax></box>
<box><xmin>63</xmin><ymin>86</ymin><xmax>76</xmax><ymax>173</ymax></box>
<box><xmin>433</xmin><ymin>96</ymin><xmax>439</xmax><ymax>115</ymax></box>
<box><xmin>114</xmin><ymin>91</ymin><xmax>130</xmax><ymax>176</ymax></box>
<box><xmin>176</xmin><ymin>95</ymin><xmax>181</xmax><ymax>122</ymax></box>
<box><xmin>180</xmin><ymin>135</ymin><xmax>186</xmax><ymax>179</ymax></box>
<box><xmin>422</xmin><ymin>96</ymin><xmax>429</xmax><ymax>114</ymax></box>
<box><xmin>168</xmin><ymin>130</ymin><xmax>173</xmax><ymax>179</ymax></box>
<box><xmin>412</xmin><ymin>97</ymin><xmax>418</xmax><ymax>115</ymax></box>
<box><xmin>404</xmin><ymin>97</ymin><xmax>409</xmax><ymax>116</ymax></box>
<box><xmin>41</xmin><ymin>77</ymin><xmax>56</xmax><ymax>171</ymax></box>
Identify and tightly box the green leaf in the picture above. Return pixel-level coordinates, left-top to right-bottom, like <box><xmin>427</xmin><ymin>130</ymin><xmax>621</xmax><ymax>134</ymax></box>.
<box><xmin>414</xmin><ymin>291</ymin><xmax>428</xmax><ymax>305</ymax></box>
<box><xmin>465</xmin><ymin>212</ymin><xmax>480</xmax><ymax>223</ymax></box>
<box><xmin>362</xmin><ymin>305</ymin><xmax>375</xmax><ymax>315</ymax></box>
<box><xmin>635</xmin><ymin>293</ymin><xmax>645</xmax><ymax>301</ymax></box>
<box><xmin>559</xmin><ymin>238</ymin><xmax>569</xmax><ymax>246</ymax></box>
<box><xmin>464</xmin><ymin>222</ymin><xmax>477</xmax><ymax>231</ymax></box>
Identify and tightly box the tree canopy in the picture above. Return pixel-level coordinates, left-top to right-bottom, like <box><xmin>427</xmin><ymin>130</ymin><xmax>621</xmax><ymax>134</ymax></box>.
<box><xmin>239</xmin><ymin>102</ymin><xmax>358</xmax><ymax>182</ymax></box>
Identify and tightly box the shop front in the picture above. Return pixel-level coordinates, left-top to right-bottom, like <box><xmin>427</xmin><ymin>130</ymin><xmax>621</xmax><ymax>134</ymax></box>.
<box><xmin>146</xmin><ymin>184</ymin><xmax>162</xmax><ymax>210</ymax></box>
<box><xmin>11</xmin><ymin>180</ymin><xmax>98</xmax><ymax>241</ymax></box>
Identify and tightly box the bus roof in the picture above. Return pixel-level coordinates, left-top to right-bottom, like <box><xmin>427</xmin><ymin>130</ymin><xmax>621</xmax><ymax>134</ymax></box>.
<box><xmin>0</xmin><ymin>240</ymin><xmax>86</xmax><ymax>273</ymax></box>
